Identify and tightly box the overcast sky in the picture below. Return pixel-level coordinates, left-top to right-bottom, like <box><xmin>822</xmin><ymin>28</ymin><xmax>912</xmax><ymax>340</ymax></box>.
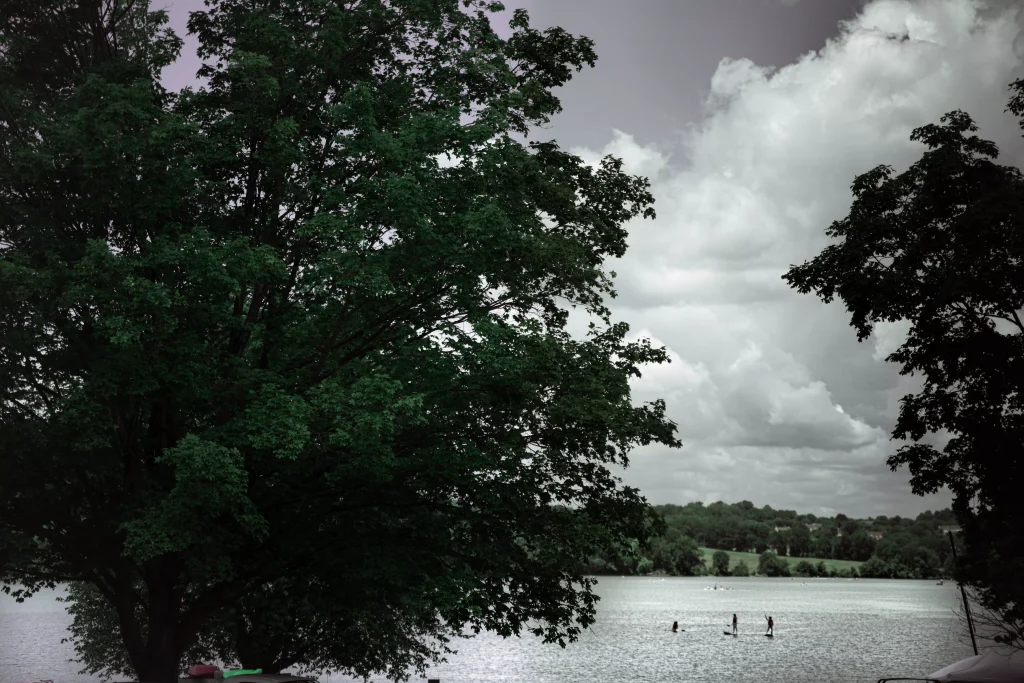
<box><xmin>162</xmin><ymin>0</ymin><xmax>1024</xmax><ymax>519</ymax></box>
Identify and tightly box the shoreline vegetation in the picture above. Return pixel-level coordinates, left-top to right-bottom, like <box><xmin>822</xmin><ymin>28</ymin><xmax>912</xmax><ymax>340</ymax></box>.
<box><xmin>583</xmin><ymin>500</ymin><xmax>958</xmax><ymax>580</ymax></box>
<box><xmin>696</xmin><ymin>547</ymin><xmax>864</xmax><ymax>577</ymax></box>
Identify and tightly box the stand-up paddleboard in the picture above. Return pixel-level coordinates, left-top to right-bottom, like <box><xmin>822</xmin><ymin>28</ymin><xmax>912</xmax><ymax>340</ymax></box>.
<box><xmin>723</xmin><ymin>631</ymin><xmax>737</xmax><ymax>636</ymax></box>
<box><xmin>765</xmin><ymin>633</ymin><xmax>774</xmax><ymax>638</ymax></box>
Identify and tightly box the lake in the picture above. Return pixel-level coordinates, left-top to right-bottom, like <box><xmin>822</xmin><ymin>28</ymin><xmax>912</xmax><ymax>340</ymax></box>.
<box><xmin>1</xmin><ymin>577</ymin><xmax>976</xmax><ymax>683</ymax></box>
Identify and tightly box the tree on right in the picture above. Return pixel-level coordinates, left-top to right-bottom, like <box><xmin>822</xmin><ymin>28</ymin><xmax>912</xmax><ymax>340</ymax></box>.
<box><xmin>784</xmin><ymin>83</ymin><xmax>1024</xmax><ymax>651</ymax></box>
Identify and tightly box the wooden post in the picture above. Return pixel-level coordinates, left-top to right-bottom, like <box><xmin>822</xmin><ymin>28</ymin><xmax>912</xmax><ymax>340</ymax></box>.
<box><xmin>948</xmin><ymin>530</ymin><xmax>979</xmax><ymax>656</ymax></box>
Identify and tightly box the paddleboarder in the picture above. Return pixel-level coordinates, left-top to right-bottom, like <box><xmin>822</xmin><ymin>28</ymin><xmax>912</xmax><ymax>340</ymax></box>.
<box><xmin>764</xmin><ymin>614</ymin><xmax>774</xmax><ymax>636</ymax></box>
<box><xmin>732</xmin><ymin>613</ymin><xmax>738</xmax><ymax>635</ymax></box>
<box><xmin>672</xmin><ymin>621</ymin><xmax>679</xmax><ymax>633</ymax></box>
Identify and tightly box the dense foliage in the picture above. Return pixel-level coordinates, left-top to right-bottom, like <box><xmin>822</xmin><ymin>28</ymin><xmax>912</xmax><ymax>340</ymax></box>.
<box><xmin>584</xmin><ymin>500</ymin><xmax>959</xmax><ymax>579</ymax></box>
<box><xmin>784</xmin><ymin>87</ymin><xmax>1024</xmax><ymax>649</ymax></box>
<box><xmin>0</xmin><ymin>1</ymin><xmax>680</xmax><ymax>681</ymax></box>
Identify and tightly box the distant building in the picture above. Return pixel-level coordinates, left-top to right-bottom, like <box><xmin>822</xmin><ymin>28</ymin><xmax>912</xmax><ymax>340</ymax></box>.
<box><xmin>773</xmin><ymin>526</ymin><xmax>791</xmax><ymax>533</ymax></box>
<box><xmin>939</xmin><ymin>525</ymin><xmax>961</xmax><ymax>534</ymax></box>
<box><xmin>867</xmin><ymin>531</ymin><xmax>883</xmax><ymax>540</ymax></box>
<box><xmin>806</xmin><ymin>523</ymin><xmax>822</xmax><ymax>533</ymax></box>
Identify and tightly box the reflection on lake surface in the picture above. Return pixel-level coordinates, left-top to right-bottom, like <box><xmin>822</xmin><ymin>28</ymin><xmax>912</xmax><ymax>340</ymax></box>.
<box><xmin>1</xmin><ymin>577</ymin><xmax>974</xmax><ymax>683</ymax></box>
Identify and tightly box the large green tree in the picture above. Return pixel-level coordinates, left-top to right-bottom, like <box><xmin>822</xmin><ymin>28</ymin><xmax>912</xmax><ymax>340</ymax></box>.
<box><xmin>647</xmin><ymin>529</ymin><xmax>702</xmax><ymax>576</ymax></box>
<box><xmin>711</xmin><ymin>550</ymin><xmax>730</xmax><ymax>576</ymax></box>
<box><xmin>786</xmin><ymin>524</ymin><xmax>812</xmax><ymax>558</ymax></box>
<box><xmin>784</xmin><ymin>88</ymin><xmax>1024</xmax><ymax>650</ymax></box>
<box><xmin>0</xmin><ymin>1</ymin><xmax>681</xmax><ymax>680</ymax></box>
<box><xmin>758</xmin><ymin>551</ymin><xmax>790</xmax><ymax>577</ymax></box>
<box><xmin>768</xmin><ymin>529</ymin><xmax>789</xmax><ymax>556</ymax></box>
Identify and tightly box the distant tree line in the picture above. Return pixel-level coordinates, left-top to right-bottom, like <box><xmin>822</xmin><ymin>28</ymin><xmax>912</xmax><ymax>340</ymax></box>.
<box><xmin>583</xmin><ymin>500</ymin><xmax>959</xmax><ymax>579</ymax></box>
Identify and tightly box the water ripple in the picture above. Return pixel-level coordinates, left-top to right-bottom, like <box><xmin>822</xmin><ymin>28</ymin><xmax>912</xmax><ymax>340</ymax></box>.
<box><xmin>1</xmin><ymin>578</ymin><xmax>974</xmax><ymax>683</ymax></box>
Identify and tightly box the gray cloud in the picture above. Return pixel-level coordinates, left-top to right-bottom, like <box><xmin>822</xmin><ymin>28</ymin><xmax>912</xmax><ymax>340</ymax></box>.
<box><xmin>515</xmin><ymin>0</ymin><xmax>867</xmax><ymax>151</ymax></box>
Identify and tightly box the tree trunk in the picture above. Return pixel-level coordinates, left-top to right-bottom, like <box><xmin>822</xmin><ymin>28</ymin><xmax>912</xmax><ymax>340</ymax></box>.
<box><xmin>134</xmin><ymin>640</ymin><xmax>183</xmax><ymax>683</ymax></box>
<box><xmin>116</xmin><ymin>559</ymin><xmax>188</xmax><ymax>683</ymax></box>
<box><xmin>116</xmin><ymin>608</ymin><xmax>183</xmax><ymax>683</ymax></box>
<box><xmin>144</xmin><ymin>561</ymin><xmax>187</xmax><ymax>683</ymax></box>
<box><xmin>119</xmin><ymin>603</ymin><xmax>185</xmax><ymax>683</ymax></box>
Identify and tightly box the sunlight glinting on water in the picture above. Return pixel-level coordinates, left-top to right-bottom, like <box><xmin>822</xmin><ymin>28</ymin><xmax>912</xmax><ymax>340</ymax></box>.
<box><xmin>0</xmin><ymin>577</ymin><xmax>973</xmax><ymax>683</ymax></box>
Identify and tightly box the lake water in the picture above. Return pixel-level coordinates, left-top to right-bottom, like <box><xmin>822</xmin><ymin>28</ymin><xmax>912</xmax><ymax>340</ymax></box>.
<box><xmin>1</xmin><ymin>577</ymin><xmax>976</xmax><ymax>683</ymax></box>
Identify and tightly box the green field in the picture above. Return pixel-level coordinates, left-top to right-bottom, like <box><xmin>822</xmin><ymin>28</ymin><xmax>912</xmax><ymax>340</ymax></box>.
<box><xmin>699</xmin><ymin>547</ymin><xmax>864</xmax><ymax>574</ymax></box>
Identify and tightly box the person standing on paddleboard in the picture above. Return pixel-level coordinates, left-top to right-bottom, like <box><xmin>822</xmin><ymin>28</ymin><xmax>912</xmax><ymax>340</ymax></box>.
<box><xmin>732</xmin><ymin>613</ymin><xmax>738</xmax><ymax>635</ymax></box>
<box><xmin>672</xmin><ymin>621</ymin><xmax>679</xmax><ymax>633</ymax></box>
<box><xmin>764</xmin><ymin>614</ymin><xmax>774</xmax><ymax>636</ymax></box>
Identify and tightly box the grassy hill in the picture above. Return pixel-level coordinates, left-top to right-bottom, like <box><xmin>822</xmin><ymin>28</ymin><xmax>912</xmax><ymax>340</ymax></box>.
<box><xmin>699</xmin><ymin>547</ymin><xmax>864</xmax><ymax>574</ymax></box>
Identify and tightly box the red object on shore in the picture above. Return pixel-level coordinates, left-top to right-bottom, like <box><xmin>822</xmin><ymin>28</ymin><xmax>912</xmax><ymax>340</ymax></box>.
<box><xmin>187</xmin><ymin>665</ymin><xmax>221</xmax><ymax>677</ymax></box>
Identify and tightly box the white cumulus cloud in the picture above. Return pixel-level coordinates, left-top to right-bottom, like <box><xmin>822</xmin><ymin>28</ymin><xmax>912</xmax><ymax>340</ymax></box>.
<box><xmin>575</xmin><ymin>0</ymin><xmax>1024</xmax><ymax>517</ymax></box>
